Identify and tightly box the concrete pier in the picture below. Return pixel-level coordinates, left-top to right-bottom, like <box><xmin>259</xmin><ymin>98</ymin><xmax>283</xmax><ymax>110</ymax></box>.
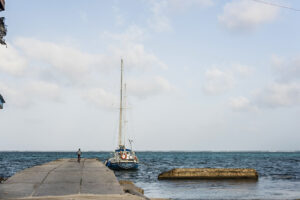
<box><xmin>0</xmin><ymin>159</ymin><xmax>152</xmax><ymax>200</ymax></box>
<box><xmin>158</xmin><ymin>168</ymin><xmax>258</xmax><ymax>180</ymax></box>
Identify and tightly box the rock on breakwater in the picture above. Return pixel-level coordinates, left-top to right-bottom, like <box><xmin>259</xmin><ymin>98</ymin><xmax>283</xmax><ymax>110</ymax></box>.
<box><xmin>0</xmin><ymin>177</ymin><xmax>7</xmax><ymax>183</ymax></box>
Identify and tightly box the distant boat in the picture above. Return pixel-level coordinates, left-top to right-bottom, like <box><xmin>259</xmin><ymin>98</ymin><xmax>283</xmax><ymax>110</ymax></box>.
<box><xmin>105</xmin><ymin>59</ymin><xmax>139</xmax><ymax>170</ymax></box>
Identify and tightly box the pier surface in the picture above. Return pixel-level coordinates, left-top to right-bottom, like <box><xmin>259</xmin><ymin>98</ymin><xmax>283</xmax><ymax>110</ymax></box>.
<box><xmin>0</xmin><ymin>159</ymin><xmax>148</xmax><ymax>200</ymax></box>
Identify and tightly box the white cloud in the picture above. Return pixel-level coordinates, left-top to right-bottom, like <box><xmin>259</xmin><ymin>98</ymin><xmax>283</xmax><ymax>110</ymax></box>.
<box><xmin>112</xmin><ymin>5</ymin><xmax>125</xmax><ymax>26</ymax></box>
<box><xmin>83</xmin><ymin>88</ymin><xmax>118</xmax><ymax>109</ymax></box>
<box><xmin>230</xmin><ymin>55</ymin><xmax>300</xmax><ymax>110</ymax></box>
<box><xmin>1</xmin><ymin>34</ymin><xmax>169</xmax><ymax>109</ymax></box>
<box><xmin>100</xmin><ymin>25</ymin><xmax>168</xmax><ymax>70</ymax></box>
<box><xmin>255</xmin><ymin>55</ymin><xmax>300</xmax><ymax>108</ymax></box>
<box><xmin>0</xmin><ymin>81</ymin><xmax>61</xmax><ymax>108</ymax></box>
<box><xmin>203</xmin><ymin>68</ymin><xmax>235</xmax><ymax>95</ymax></box>
<box><xmin>14</xmin><ymin>35</ymin><xmax>167</xmax><ymax>79</ymax></box>
<box><xmin>229</xmin><ymin>96</ymin><xmax>257</xmax><ymax>112</ymax></box>
<box><xmin>27</xmin><ymin>81</ymin><xmax>61</xmax><ymax>101</ymax></box>
<box><xmin>101</xmin><ymin>25</ymin><xmax>146</xmax><ymax>44</ymax></box>
<box><xmin>218</xmin><ymin>0</ymin><xmax>279</xmax><ymax>30</ymax></box>
<box><xmin>127</xmin><ymin>76</ymin><xmax>175</xmax><ymax>98</ymax></box>
<box><xmin>233</xmin><ymin>64</ymin><xmax>253</xmax><ymax>76</ymax></box>
<box><xmin>230</xmin><ymin>82</ymin><xmax>300</xmax><ymax>111</ymax></box>
<box><xmin>79</xmin><ymin>11</ymin><xmax>88</xmax><ymax>23</ymax></box>
<box><xmin>202</xmin><ymin>63</ymin><xmax>253</xmax><ymax>96</ymax></box>
<box><xmin>0</xmin><ymin>44</ymin><xmax>27</xmax><ymax>76</ymax></box>
<box><xmin>148</xmin><ymin>1</ymin><xmax>172</xmax><ymax>32</ymax></box>
<box><xmin>167</xmin><ymin>0</ymin><xmax>213</xmax><ymax>11</ymax></box>
<box><xmin>108</xmin><ymin>43</ymin><xmax>168</xmax><ymax>70</ymax></box>
<box><xmin>0</xmin><ymin>82</ymin><xmax>31</xmax><ymax>108</ymax></box>
<box><xmin>255</xmin><ymin>82</ymin><xmax>300</xmax><ymax>108</ymax></box>
<box><xmin>81</xmin><ymin>76</ymin><xmax>175</xmax><ymax>108</ymax></box>
<box><xmin>271</xmin><ymin>55</ymin><xmax>300</xmax><ymax>82</ymax></box>
<box><xmin>14</xmin><ymin>37</ymin><xmax>103</xmax><ymax>80</ymax></box>
<box><xmin>148</xmin><ymin>0</ymin><xmax>213</xmax><ymax>32</ymax></box>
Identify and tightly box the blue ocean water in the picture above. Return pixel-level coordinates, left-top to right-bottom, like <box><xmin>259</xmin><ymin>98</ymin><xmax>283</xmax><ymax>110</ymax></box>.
<box><xmin>0</xmin><ymin>152</ymin><xmax>300</xmax><ymax>199</ymax></box>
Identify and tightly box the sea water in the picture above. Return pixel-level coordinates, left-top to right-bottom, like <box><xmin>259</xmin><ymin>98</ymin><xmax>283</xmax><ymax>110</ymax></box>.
<box><xmin>0</xmin><ymin>152</ymin><xmax>299</xmax><ymax>199</ymax></box>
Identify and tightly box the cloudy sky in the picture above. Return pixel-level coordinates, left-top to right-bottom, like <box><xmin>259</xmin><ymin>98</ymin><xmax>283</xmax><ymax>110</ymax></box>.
<box><xmin>0</xmin><ymin>0</ymin><xmax>299</xmax><ymax>151</ymax></box>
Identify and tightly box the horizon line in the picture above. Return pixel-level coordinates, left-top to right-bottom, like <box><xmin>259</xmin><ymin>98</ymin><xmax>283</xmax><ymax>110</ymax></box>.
<box><xmin>0</xmin><ymin>150</ymin><xmax>299</xmax><ymax>153</ymax></box>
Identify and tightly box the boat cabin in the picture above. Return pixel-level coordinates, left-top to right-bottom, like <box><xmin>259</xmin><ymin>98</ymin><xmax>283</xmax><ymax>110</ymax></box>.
<box><xmin>115</xmin><ymin>147</ymin><xmax>137</xmax><ymax>161</ymax></box>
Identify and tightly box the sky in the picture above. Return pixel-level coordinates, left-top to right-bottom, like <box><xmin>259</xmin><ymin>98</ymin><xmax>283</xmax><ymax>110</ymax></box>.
<box><xmin>0</xmin><ymin>0</ymin><xmax>299</xmax><ymax>151</ymax></box>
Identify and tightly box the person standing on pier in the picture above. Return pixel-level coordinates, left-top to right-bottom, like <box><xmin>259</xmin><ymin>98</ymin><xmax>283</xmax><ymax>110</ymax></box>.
<box><xmin>77</xmin><ymin>148</ymin><xmax>81</xmax><ymax>163</ymax></box>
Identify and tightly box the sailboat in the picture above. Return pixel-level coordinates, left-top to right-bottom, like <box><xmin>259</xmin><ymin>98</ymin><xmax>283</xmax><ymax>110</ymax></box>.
<box><xmin>105</xmin><ymin>59</ymin><xmax>139</xmax><ymax>170</ymax></box>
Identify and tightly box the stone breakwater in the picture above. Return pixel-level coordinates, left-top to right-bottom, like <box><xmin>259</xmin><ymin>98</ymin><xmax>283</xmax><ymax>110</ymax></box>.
<box><xmin>158</xmin><ymin>168</ymin><xmax>258</xmax><ymax>180</ymax></box>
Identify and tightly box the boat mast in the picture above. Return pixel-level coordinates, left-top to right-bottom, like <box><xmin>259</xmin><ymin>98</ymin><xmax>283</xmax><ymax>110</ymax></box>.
<box><xmin>118</xmin><ymin>59</ymin><xmax>124</xmax><ymax>148</ymax></box>
<box><xmin>123</xmin><ymin>83</ymin><xmax>127</xmax><ymax>146</ymax></box>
